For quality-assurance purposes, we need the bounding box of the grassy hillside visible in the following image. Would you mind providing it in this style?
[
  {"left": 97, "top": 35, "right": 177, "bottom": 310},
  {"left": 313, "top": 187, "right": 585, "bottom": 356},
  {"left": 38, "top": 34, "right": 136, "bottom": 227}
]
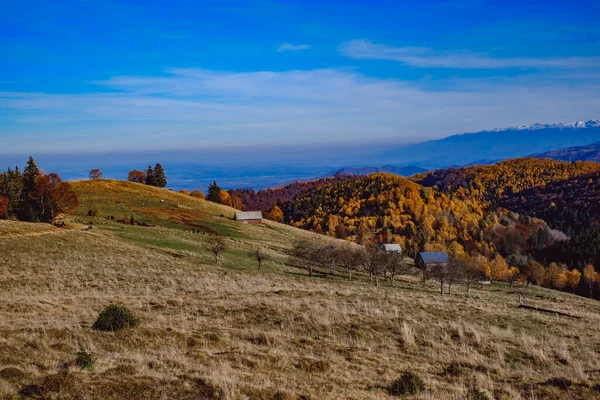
[{"left": 1, "top": 180, "right": 600, "bottom": 399}]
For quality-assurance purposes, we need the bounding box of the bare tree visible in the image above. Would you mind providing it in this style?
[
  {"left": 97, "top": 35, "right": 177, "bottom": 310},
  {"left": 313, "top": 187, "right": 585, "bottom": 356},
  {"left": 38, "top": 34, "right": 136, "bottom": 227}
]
[
  {"left": 427, "top": 261, "right": 449, "bottom": 295},
  {"left": 254, "top": 248, "right": 264, "bottom": 270},
  {"left": 291, "top": 240, "right": 321, "bottom": 277},
  {"left": 362, "top": 246, "right": 387, "bottom": 287},
  {"left": 205, "top": 235, "right": 226, "bottom": 264},
  {"left": 337, "top": 246, "right": 362, "bottom": 281},
  {"left": 386, "top": 251, "right": 410, "bottom": 287},
  {"left": 445, "top": 257, "right": 464, "bottom": 295},
  {"left": 320, "top": 245, "right": 340, "bottom": 276}
]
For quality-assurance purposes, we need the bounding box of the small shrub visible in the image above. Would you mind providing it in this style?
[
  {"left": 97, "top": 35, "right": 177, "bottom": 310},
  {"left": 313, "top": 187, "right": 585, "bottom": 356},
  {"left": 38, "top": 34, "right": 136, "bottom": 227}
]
[
  {"left": 248, "top": 333, "right": 272, "bottom": 346},
  {"left": 468, "top": 387, "right": 492, "bottom": 400},
  {"left": 42, "top": 371, "right": 72, "bottom": 393},
  {"left": 204, "top": 332, "right": 221, "bottom": 342},
  {"left": 92, "top": 304, "right": 139, "bottom": 331},
  {"left": 388, "top": 370, "right": 426, "bottom": 396},
  {"left": 272, "top": 391, "right": 295, "bottom": 400},
  {"left": 195, "top": 377, "right": 225, "bottom": 399},
  {"left": 543, "top": 377, "right": 575, "bottom": 389},
  {"left": 18, "top": 385, "right": 44, "bottom": 397},
  {"left": 296, "top": 358, "right": 330, "bottom": 373},
  {"left": 75, "top": 351, "right": 95, "bottom": 370},
  {"left": 443, "top": 361, "right": 463, "bottom": 377},
  {"left": 0, "top": 367, "right": 26, "bottom": 382},
  {"left": 105, "top": 364, "right": 137, "bottom": 375}
]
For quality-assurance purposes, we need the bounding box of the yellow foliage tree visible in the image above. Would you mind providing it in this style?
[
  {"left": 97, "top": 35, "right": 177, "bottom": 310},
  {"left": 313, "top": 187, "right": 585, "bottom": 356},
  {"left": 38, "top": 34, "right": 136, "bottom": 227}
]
[
  {"left": 583, "top": 264, "right": 598, "bottom": 297},
  {"left": 566, "top": 269, "right": 581, "bottom": 290},
  {"left": 218, "top": 190, "right": 232, "bottom": 207},
  {"left": 268, "top": 205, "right": 284, "bottom": 222},
  {"left": 490, "top": 254, "right": 509, "bottom": 281}
]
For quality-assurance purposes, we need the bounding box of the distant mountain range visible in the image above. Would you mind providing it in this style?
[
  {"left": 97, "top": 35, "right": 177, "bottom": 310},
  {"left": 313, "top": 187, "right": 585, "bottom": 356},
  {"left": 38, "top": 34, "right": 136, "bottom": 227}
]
[
  {"left": 534, "top": 142, "right": 600, "bottom": 163},
  {"left": 378, "top": 119, "right": 600, "bottom": 169},
  {"left": 320, "top": 122, "right": 600, "bottom": 180}
]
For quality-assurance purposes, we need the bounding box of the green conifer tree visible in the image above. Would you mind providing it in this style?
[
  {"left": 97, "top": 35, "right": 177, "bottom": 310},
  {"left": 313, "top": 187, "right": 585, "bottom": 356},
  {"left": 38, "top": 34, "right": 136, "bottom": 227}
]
[
  {"left": 20, "top": 156, "right": 41, "bottom": 220},
  {"left": 144, "top": 165, "right": 156, "bottom": 186},
  {"left": 207, "top": 181, "right": 221, "bottom": 202},
  {"left": 153, "top": 163, "right": 167, "bottom": 188}
]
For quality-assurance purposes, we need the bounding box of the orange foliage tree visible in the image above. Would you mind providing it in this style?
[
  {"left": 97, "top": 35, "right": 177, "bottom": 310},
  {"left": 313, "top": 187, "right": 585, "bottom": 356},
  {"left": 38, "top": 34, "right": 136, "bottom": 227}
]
[
  {"left": 89, "top": 169, "right": 103, "bottom": 180},
  {"left": 0, "top": 195, "right": 8, "bottom": 218},
  {"left": 231, "top": 194, "right": 243, "bottom": 210},
  {"left": 190, "top": 190, "right": 204, "bottom": 199},
  {"left": 127, "top": 169, "right": 145, "bottom": 183},
  {"left": 31, "top": 173, "right": 79, "bottom": 222}
]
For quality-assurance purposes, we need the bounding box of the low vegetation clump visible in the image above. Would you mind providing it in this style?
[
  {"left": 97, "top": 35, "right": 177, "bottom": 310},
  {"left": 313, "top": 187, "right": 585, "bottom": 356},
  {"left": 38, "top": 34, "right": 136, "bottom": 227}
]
[
  {"left": 388, "top": 370, "right": 426, "bottom": 396},
  {"left": 0, "top": 367, "right": 27, "bottom": 383},
  {"left": 442, "top": 361, "right": 463, "bottom": 377},
  {"left": 467, "top": 387, "right": 492, "bottom": 400},
  {"left": 92, "top": 304, "right": 139, "bottom": 332},
  {"left": 74, "top": 351, "right": 95, "bottom": 370}
]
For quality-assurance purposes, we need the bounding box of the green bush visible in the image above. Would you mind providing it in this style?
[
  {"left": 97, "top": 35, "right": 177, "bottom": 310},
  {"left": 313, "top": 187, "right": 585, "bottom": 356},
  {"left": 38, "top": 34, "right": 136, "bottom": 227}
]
[
  {"left": 92, "top": 304, "right": 139, "bottom": 331},
  {"left": 388, "top": 370, "right": 426, "bottom": 396},
  {"left": 75, "top": 351, "right": 95, "bottom": 370}
]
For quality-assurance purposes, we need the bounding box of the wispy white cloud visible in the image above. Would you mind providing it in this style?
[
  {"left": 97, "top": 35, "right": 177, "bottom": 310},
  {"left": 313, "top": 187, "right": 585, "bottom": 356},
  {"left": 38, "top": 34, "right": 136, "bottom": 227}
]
[
  {"left": 339, "top": 39, "right": 600, "bottom": 69},
  {"left": 1, "top": 68, "right": 600, "bottom": 153},
  {"left": 277, "top": 43, "right": 310, "bottom": 52}
]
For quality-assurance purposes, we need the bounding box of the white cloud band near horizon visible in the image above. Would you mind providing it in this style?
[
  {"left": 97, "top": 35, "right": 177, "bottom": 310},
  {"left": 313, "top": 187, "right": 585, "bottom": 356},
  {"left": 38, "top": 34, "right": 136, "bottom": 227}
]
[
  {"left": 340, "top": 39, "right": 600, "bottom": 69},
  {"left": 1, "top": 67, "right": 600, "bottom": 153}
]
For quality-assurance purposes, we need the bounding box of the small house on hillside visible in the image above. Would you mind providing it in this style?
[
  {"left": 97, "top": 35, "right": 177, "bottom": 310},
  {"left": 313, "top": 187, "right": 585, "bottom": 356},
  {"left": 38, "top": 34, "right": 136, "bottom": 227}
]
[
  {"left": 235, "top": 211, "right": 263, "bottom": 225},
  {"left": 415, "top": 252, "right": 449, "bottom": 270},
  {"left": 379, "top": 243, "right": 402, "bottom": 254}
]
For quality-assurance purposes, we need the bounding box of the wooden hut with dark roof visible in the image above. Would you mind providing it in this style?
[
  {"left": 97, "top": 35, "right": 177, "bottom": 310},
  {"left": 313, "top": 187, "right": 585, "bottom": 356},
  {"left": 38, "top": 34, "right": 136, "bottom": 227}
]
[
  {"left": 415, "top": 252, "right": 449, "bottom": 270},
  {"left": 234, "top": 211, "right": 263, "bottom": 225},
  {"left": 379, "top": 243, "right": 402, "bottom": 254}
]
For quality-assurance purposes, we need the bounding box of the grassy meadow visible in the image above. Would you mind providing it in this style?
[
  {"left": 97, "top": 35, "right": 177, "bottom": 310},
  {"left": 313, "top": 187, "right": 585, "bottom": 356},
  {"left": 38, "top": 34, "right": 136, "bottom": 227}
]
[{"left": 1, "top": 180, "right": 599, "bottom": 399}]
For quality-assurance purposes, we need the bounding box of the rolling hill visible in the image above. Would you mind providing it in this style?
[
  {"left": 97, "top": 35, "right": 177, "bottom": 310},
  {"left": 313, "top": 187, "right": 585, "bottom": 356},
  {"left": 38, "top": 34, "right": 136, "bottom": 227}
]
[
  {"left": 325, "top": 165, "right": 428, "bottom": 178},
  {"left": 2, "top": 179, "right": 600, "bottom": 399},
  {"left": 534, "top": 142, "right": 600, "bottom": 163}
]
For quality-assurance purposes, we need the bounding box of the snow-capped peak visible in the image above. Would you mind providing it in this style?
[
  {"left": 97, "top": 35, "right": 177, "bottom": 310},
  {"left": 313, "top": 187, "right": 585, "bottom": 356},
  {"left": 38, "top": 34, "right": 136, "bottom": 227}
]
[{"left": 489, "top": 119, "right": 600, "bottom": 132}]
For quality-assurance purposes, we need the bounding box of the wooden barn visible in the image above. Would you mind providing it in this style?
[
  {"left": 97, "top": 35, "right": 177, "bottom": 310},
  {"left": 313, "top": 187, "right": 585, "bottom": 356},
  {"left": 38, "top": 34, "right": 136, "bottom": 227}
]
[
  {"left": 234, "top": 211, "right": 263, "bottom": 225},
  {"left": 415, "top": 252, "right": 449, "bottom": 270},
  {"left": 379, "top": 243, "right": 402, "bottom": 254}
]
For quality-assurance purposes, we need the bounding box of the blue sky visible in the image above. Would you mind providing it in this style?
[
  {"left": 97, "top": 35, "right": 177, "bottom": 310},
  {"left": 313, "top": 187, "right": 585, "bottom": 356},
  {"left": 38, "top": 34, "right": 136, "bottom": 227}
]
[{"left": 1, "top": 0, "right": 600, "bottom": 154}]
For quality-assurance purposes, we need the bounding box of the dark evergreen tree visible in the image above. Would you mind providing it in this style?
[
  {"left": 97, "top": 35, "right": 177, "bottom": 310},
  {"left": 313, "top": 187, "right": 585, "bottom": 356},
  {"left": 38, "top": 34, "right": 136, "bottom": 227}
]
[
  {"left": 207, "top": 181, "right": 221, "bottom": 202},
  {"left": 144, "top": 165, "right": 156, "bottom": 186},
  {"left": 153, "top": 163, "right": 167, "bottom": 188},
  {"left": 23, "top": 157, "right": 39, "bottom": 194},
  {"left": 20, "top": 156, "right": 41, "bottom": 220},
  {"left": 6, "top": 167, "right": 24, "bottom": 218}
]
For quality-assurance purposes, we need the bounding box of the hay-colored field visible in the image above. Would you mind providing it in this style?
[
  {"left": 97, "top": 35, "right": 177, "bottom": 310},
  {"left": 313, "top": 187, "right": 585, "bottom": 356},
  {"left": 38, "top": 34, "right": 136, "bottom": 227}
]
[{"left": 1, "top": 180, "right": 599, "bottom": 399}]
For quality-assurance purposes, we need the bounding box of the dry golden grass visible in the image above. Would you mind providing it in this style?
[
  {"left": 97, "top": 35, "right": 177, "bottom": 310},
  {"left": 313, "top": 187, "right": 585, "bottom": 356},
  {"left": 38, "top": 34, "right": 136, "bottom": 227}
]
[
  {"left": 0, "top": 220, "right": 58, "bottom": 237},
  {"left": 1, "top": 180, "right": 600, "bottom": 399}
]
